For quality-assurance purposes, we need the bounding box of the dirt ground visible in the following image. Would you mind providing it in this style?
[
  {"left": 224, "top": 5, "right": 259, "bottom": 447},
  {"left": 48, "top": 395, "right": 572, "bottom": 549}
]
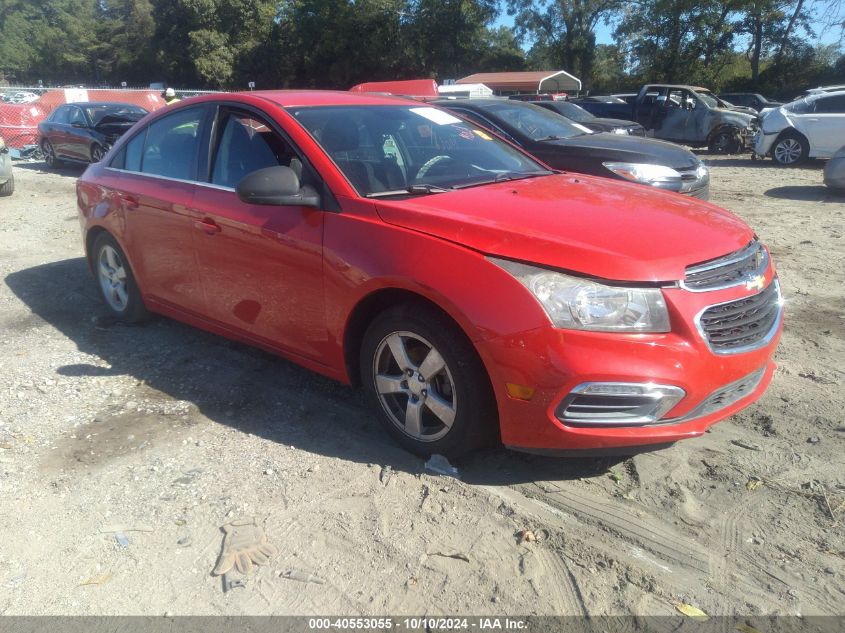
[{"left": 0, "top": 155, "right": 843, "bottom": 617}]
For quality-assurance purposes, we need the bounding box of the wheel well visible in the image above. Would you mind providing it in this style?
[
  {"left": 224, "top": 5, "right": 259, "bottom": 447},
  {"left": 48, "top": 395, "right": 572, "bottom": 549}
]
[
  {"left": 707, "top": 124, "right": 740, "bottom": 142},
  {"left": 775, "top": 127, "right": 808, "bottom": 145},
  {"left": 85, "top": 226, "right": 108, "bottom": 269},
  {"left": 343, "top": 288, "right": 487, "bottom": 388}
]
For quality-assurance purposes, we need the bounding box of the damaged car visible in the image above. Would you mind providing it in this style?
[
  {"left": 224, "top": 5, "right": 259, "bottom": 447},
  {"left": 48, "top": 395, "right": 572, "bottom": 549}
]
[{"left": 38, "top": 102, "right": 148, "bottom": 168}]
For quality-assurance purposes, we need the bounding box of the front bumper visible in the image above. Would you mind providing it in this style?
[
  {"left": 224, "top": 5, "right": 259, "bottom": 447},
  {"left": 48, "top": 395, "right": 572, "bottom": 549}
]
[
  {"left": 478, "top": 268, "right": 782, "bottom": 451},
  {"left": 753, "top": 129, "right": 779, "bottom": 157}
]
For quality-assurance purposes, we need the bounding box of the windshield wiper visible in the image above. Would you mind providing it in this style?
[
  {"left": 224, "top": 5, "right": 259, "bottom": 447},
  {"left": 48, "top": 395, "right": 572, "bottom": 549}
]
[
  {"left": 535, "top": 135, "right": 565, "bottom": 141},
  {"left": 366, "top": 183, "right": 453, "bottom": 198},
  {"left": 452, "top": 170, "right": 553, "bottom": 189}
]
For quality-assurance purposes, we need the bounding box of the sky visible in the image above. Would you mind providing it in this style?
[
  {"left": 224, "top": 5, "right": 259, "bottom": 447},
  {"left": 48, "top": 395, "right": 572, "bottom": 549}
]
[{"left": 495, "top": 0, "right": 844, "bottom": 52}]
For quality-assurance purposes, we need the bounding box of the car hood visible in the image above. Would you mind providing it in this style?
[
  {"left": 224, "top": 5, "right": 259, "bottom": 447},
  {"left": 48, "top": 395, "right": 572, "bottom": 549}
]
[
  {"left": 542, "top": 133, "right": 700, "bottom": 170},
  {"left": 374, "top": 174, "right": 753, "bottom": 282},
  {"left": 587, "top": 117, "right": 642, "bottom": 130},
  {"left": 713, "top": 107, "right": 756, "bottom": 124}
]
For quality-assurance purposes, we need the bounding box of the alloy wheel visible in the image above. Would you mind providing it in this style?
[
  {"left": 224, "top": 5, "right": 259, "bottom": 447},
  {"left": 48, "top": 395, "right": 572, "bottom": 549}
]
[
  {"left": 43, "top": 141, "right": 56, "bottom": 167},
  {"left": 372, "top": 331, "right": 457, "bottom": 442},
  {"left": 97, "top": 244, "right": 129, "bottom": 312},
  {"left": 91, "top": 145, "right": 105, "bottom": 162},
  {"left": 774, "top": 138, "right": 803, "bottom": 164}
]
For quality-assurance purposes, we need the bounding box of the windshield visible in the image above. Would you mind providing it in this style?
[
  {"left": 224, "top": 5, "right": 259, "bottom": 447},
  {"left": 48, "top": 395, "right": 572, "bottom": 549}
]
[
  {"left": 695, "top": 91, "right": 719, "bottom": 108},
  {"left": 290, "top": 105, "right": 549, "bottom": 196},
  {"left": 548, "top": 101, "right": 594, "bottom": 123},
  {"left": 85, "top": 104, "right": 147, "bottom": 126},
  {"left": 783, "top": 97, "right": 816, "bottom": 114},
  {"left": 475, "top": 102, "right": 591, "bottom": 141}
]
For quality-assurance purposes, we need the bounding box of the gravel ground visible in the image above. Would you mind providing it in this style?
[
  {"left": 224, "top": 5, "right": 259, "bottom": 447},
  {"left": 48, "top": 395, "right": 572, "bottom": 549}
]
[{"left": 0, "top": 155, "right": 843, "bottom": 616}]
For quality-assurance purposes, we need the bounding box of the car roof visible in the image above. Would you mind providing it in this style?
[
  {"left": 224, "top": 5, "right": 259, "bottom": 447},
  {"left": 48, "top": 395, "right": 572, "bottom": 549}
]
[
  {"left": 63, "top": 101, "right": 146, "bottom": 107},
  {"left": 216, "top": 90, "right": 416, "bottom": 108}
]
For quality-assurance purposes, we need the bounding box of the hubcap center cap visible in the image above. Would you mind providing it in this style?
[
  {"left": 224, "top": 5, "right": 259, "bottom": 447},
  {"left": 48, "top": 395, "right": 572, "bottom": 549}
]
[{"left": 408, "top": 375, "right": 427, "bottom": 398}]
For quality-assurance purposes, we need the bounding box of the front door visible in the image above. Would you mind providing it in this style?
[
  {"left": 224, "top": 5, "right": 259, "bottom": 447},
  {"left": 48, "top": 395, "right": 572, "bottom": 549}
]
[{"left": 190, "top": 107, "right": 327, "bottom": 360}]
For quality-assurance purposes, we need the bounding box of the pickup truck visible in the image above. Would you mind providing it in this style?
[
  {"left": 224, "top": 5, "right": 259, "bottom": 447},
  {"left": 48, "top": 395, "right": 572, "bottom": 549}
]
[{"left": 574, "top": 84, "right": 758, "bottom": 153}]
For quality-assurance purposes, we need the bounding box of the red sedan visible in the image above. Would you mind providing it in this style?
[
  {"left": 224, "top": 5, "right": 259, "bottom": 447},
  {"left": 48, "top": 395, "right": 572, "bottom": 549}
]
[{"left": 76, "top": 91, "right": 783, "bottom": 457}]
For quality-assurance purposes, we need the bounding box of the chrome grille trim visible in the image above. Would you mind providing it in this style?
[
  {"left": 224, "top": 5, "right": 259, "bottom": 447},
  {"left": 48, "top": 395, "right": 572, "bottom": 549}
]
[
  {"left": 556, "top": 383, "right": 686, "bottom": 427},
  {"left": 682, "top": 240, "right": 768, "bottom": 292},
  {"left": 646, "top": 366, "right": 768, "bottom": 427},
  {"left": 695, "top": 279, "right": 783, "bottom": 355}
]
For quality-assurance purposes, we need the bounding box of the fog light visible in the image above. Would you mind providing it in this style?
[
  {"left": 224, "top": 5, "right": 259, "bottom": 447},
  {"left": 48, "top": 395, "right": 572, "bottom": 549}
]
[{"left": 556, "top": 382, "right": 685, "bottom": 426}]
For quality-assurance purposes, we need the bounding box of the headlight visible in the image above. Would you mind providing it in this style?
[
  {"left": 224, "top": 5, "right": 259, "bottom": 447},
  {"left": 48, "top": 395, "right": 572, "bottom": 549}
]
[
  {"left": 611, "top": 127, "right": 630, "bottom": 135},
  {"left": 490, "top": 258, "right": 671, "bottom": 332},
  {"left": 602, "top": 162, "right": 682, "bottom": 191}
]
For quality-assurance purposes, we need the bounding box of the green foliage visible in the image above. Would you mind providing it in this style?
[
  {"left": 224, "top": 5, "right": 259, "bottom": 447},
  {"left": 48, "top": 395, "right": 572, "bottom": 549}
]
[{"left": 0, "top": 0, "right": 838, "bottom": 93}]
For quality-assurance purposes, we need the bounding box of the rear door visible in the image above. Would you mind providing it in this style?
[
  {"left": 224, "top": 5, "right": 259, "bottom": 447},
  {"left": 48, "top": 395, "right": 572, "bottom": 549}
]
[
  {"left": 190, "top": 105, "right": 328, "bottom": 360},
  {"left": 105, "top": 105, "right": 210, "bottom": 315},
  {"left": 65, "top": 106, "right": 91, "bottom": 160},
  {"left": 802, "top": 94, "right": 845, "bottom": 156},
  {"left": 45, "top": 106, "right": 71, "bottom": 156}
]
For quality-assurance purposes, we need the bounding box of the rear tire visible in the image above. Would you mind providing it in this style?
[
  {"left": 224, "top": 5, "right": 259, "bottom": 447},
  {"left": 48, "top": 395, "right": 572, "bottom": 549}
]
[
  {"left": 360, "top": 304, "right": 497, "bottom": 459},
  {"left": 0, "top": 173, "right": 13, "bottom": 196},
  {"left": 92, "top": 232, "right": 149, "bottom": 323},
  {"left": 42, "top": 139, "right": 61, "bottom": 169},
  {"left": 771, "top": 132, "right": 809, "bottom": 166}
]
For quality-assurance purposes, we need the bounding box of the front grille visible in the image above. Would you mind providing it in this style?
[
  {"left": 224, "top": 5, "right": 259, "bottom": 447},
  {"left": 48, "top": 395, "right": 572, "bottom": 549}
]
[
  {"left": 678, "top": 367, "right": 766, "bottom": 421},
  {"left": 696, "top": 280, "right": 782, "bottom": 354},
  {"left": 684, "top": 240, "right": 768, "bottom": 291}
]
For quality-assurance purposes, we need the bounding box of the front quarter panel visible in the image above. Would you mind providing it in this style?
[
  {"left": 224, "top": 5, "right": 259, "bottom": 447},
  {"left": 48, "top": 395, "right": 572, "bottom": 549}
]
[{"left": 323, "top": 197, "right": 552, "bottom": 394}]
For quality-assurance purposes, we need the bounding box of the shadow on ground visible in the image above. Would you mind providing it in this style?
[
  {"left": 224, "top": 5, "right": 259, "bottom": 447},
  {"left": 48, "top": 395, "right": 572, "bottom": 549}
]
[
  {"left": 5, "top": 258, "right": 629, "bottom": 485},
  {"left": 764, "top": 185, "right": 845, "bottom": 202},
  {"left": 12, "top": 160, "right": 86, "bottom": 177}
]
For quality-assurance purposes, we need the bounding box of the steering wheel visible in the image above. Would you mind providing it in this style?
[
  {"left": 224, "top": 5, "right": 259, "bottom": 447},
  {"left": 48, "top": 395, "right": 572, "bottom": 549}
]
[{"left": 415, "top": 155, "right": 454, "bottom": 180}]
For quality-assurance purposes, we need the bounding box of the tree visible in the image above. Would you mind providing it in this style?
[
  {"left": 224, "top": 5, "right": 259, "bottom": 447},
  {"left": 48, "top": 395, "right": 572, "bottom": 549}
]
[{"left": 507, "top": 0, "right": 621, "bottom": 89}]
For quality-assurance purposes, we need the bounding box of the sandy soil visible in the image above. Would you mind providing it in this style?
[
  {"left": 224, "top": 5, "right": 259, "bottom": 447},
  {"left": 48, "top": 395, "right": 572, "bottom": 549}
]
[{"left": 0, "top": 155, "right": 842, "bottom": 617}]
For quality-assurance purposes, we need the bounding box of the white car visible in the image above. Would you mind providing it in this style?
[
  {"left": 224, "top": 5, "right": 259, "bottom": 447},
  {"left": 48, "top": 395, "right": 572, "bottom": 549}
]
[{"left": 754, "top": 90, "right": 845, "bottom": 165}]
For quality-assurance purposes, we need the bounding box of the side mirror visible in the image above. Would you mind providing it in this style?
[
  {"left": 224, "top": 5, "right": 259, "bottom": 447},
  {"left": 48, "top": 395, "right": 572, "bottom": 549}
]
[{"left": 236, "top": 165, "right": 321, "bottom": 208}]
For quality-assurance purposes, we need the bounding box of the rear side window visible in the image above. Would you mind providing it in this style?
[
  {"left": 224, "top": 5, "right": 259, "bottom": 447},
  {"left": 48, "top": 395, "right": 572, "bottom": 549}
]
[
  {"left": 124, "top": 130, "right": 145, "bottom": 172},
  {"left": 141, "top": 108, "right": 203, "bottom": 180},
  {"left": 816, "top": 94, "right": 845, "bottom": 114}
]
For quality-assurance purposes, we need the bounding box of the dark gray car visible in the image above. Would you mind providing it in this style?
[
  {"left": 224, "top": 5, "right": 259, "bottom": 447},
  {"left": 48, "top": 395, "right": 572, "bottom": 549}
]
[
  {"left": 534, "top": 100, "right": 646, "bottom": 136},
  {"left": 434, "top": 99, "right": 710, "bottom": 199}
]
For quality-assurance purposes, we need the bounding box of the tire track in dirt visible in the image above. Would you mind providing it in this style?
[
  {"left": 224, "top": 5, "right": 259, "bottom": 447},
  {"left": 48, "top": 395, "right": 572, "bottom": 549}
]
[{"left": 517, "top": 484, "right": 711, "bottom": 574}]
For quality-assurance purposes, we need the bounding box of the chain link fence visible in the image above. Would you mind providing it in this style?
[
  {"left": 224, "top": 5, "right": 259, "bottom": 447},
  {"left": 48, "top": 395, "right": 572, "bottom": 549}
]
[{"left": 0, "top": 86, "right": 219, "bottom": 154}]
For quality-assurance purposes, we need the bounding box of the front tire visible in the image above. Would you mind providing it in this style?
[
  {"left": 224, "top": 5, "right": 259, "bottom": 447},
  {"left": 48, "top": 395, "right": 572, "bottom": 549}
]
[
  {"left": 0, "top": 173, "right": 13, "bottom": 196},
  {"left": 708, "top": 128, "right": 741, "bottom": 154},
  {"left": 772, "top": 132, "right": 809, "bottom": 165},
  {"left": 360, "top": 304, "right": 497, "bottom": 458},
  {"left": 92, "top": 232, "right": 149, "bottom": 322}
]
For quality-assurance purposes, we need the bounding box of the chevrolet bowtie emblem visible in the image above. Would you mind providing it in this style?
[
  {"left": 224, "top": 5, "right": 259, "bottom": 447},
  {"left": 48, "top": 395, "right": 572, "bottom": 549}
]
[{"left": 745, "top": 274, "right": 765, "bottom": 291}]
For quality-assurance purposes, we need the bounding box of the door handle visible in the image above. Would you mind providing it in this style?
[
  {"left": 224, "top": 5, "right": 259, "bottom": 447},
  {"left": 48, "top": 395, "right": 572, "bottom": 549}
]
[
  {"left": 119, "top": 193, "right": 139, "bottom": 209},
  {"left": 194, "top": 218, "right": 221, "bottom": 235}
]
